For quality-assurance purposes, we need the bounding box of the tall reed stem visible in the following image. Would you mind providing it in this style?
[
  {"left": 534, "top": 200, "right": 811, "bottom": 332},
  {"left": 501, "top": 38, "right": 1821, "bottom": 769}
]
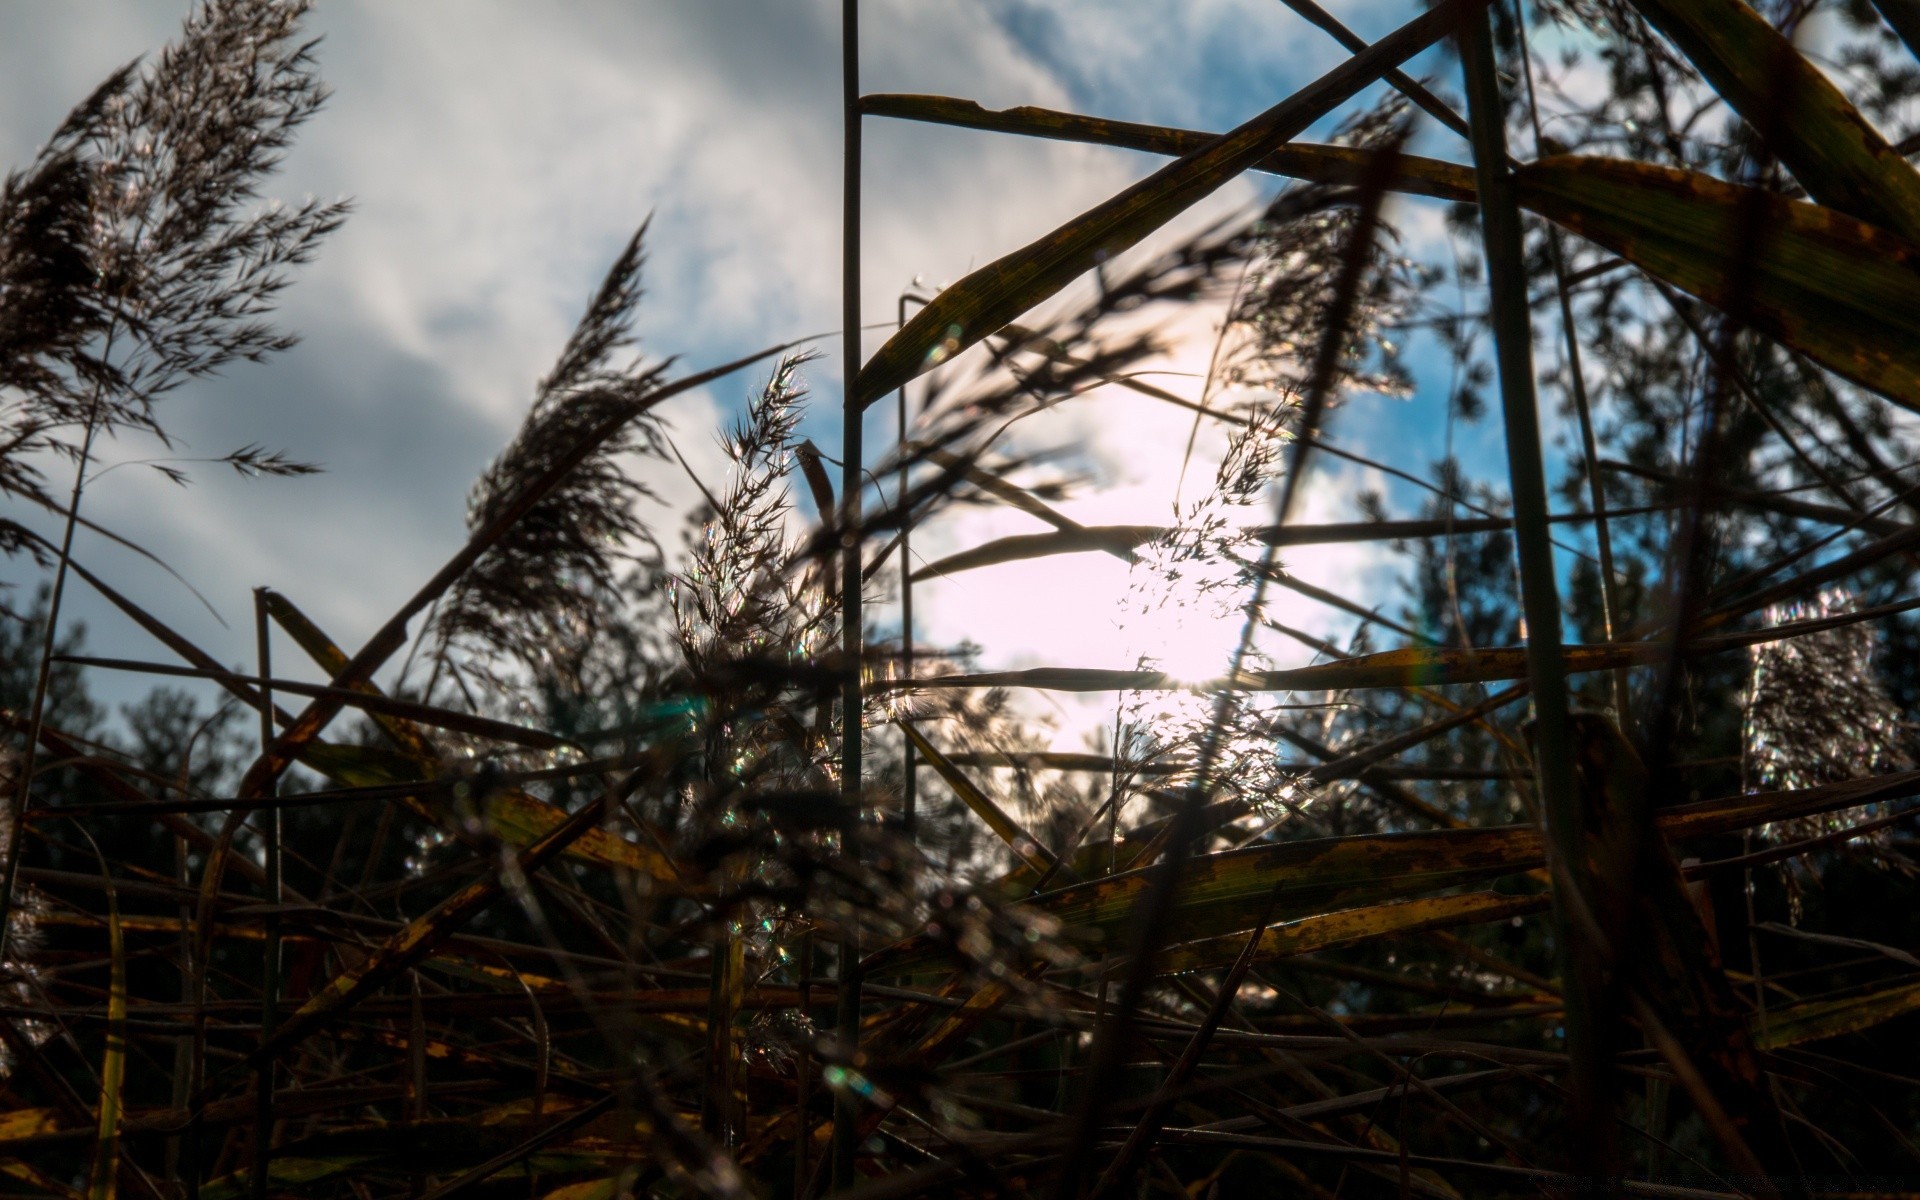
[
  {"left": 832, "top": 0, "right": 865, "bottom": 1190},
  {"left": 252, "top": 588, "right": 281, "bottom": 1200},
  {"left": 1513, "top": 21, "right": 1629, "bottom": 715},
  {"left": 897, "top": 293, "right": 916, "bottom": 838},
  {"left": 1459, "top": 3, "right": 1604, "bottom": 1173}
]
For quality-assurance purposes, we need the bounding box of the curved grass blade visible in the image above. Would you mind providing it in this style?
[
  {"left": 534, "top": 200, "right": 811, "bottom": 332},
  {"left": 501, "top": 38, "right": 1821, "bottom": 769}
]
[
  {"left": 57, "top": 655, "right": 570, "bottom": 751},
  {"left": 850, "top": 0, "right": 1474, "bottom": 408},
  {"left": 911, "top": 510, "right": 1682, "bottom": 581},
  {"left": 871, "top": 90, "right": 1920, "bottom": 415},
  {"left": 1152, "top": 890, "right": 1549, "bottom": 976},
  {"left": 911, "top": 526, "right": 1154, "bottom": 579},
  {"left": 921, "top": 447, "right": 1092, "bottom": 537},
  {"left": 860, "top": 94, "right": 1479, "bottom": 203},
  {"left": 1517, "top": 155, "right": 1920, "bottom": 412},
  {"left": 899, "top": 720, "right": 1062, "bottom": 879}
]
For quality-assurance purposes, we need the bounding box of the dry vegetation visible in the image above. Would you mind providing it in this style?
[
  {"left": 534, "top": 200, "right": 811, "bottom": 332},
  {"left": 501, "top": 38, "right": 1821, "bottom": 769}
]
[{"left": 4, "top": 0, "right": 1920, "bottom": 1197}]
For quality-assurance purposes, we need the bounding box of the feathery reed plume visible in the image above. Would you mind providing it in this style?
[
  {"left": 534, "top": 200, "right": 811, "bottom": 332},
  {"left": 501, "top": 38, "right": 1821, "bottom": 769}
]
[
  {"left": 435, "top": 224, "right": 671, "bottom": 686},
  {"left": 0, "top": 0, "right": 345, "bottom": 980},
  {"left": 80, "top": 0, "right": 346, "bottom": 419},
  {"left": 1228, "top": 101, "right": 1423, "bottom": 403},
  {"left": 0, "top": 153, "right": 112, "bottom": 516},
  {"left": 1745, "top": 587, "right": 1914, "bottom": 906},
  {"left": 674, "top": 353, "right": 825, "bottom": 686},
  {"left": 1108, "top": 146, "right": 1410, "bottom": 827}
]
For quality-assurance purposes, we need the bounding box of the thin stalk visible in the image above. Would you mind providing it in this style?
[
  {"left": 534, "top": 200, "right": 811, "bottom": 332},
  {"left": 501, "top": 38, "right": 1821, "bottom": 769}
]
[
  {"left": 793, "top": 929, "right": 815, "bottom": 1195},
  {"left": 702, "top": 927, "right": 745, "bottom": 1147},
  {"left": 1277, "top": 0, "right": 1472, "bottom": 141},
  {"left": 1459, "top": 4, "right": 1600, "bottom": 1177},
  {"left": 832, "top": 0, "right": 864, "bottom": 1191},
  {"left": 408, "top": 974, "right": 426, "bottom": 1200},
  {"left": 167, "top": 834, "right": 191, "bottom": 1188},
  {"left": 897, "top": 292, "right": 917, "bottom": 838},
  {"left": 1513, "top": 31, "right": 1628, "bottom": 716},
  {"left": 251, "top": 588, "right": 280, "bottom": 1200},
  {"left": 0, "top": 331, "right": 116, "bottom": 968}
]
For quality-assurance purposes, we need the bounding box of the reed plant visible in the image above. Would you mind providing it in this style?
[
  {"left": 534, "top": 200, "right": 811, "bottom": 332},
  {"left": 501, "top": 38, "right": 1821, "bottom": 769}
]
[{"left": 5, "top": 1, "right": 1920, "bottom": 1197}]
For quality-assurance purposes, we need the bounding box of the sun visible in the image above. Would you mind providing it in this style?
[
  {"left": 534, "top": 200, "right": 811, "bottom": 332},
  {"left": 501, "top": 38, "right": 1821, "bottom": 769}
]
[{"left": 1137, "top": 594, "right": 1249, "bottom": 685}]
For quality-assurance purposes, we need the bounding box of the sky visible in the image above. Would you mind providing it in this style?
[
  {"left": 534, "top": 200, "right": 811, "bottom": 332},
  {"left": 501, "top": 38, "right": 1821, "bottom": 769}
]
[{"left": 0, "top": 0, "right": 1499, "bottom": 747}]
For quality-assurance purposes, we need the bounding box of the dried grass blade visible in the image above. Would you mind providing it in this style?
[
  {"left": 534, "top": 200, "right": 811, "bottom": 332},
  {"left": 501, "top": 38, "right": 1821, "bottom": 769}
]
[
  {"left": 1753, "top": 978, "right": 1920, "bottom": 1049},
  {"left": 262, "top": 589, "right": 437, "bottom": 763},
  {"left": 257, "top": 760, "right": 658, "bottom": 1060},
  {"left": 899, "top": 721, "right": 1060, "bottom": 879},
  {"left": 859, "top": 95, "right": 1478, "bottom": 203},
  {"left": 921, "top": 447, "right": 1088, "bottom": 536},
  {"left": 56, "top": 656, "right": 569, "bottom": 751},
  {"left": 1151, "top": 891, "right": 1549, "bottom": 975}
]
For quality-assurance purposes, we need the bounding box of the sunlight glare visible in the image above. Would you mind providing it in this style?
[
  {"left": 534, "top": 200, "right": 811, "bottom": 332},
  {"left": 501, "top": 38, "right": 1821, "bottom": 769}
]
[{"left": 1126, "top": 559, "right": 1251, "bottom": 686}]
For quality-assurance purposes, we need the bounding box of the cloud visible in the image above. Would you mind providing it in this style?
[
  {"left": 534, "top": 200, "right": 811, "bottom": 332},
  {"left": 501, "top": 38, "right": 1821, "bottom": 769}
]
[{"left": 0, "top": 0, "right": 1413, "bottom": 727}]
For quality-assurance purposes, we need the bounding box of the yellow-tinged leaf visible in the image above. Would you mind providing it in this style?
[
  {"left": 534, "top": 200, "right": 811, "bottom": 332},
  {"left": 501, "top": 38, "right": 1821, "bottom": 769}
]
[
  {"left": 1040, "top": 828, "right": 1541, "bottom": 948},
  {"left": 1517, "top": 156, "right": 1920, "bottom": 412},
  {"left": 266, "top": 590, "right": 439, "bottom": 763},
  {"left": 483, "top": 790, "right": 689, "bottom": 883},
  {"left": 1753, "top": 978, "right": 1920, "bottom": 1050},
  {"left": 871, "top": 827, "right": 1544, "bottom": 976},
  {"left": 1627, "top": 0, "right": 1920, "bottom": 240},
  {"left": 871, "top": 769, "right": 1920, "bottom": 975},
  {"left": 85, "top": 884, "right": 125, "bottom": 1200},
  {"left": 900, "top": 721, "right": 1059, "bottom": 878},
  {"left": 1660, "top": 766, "right": 1920, "bottom": 841},
  {"left": 427, "top": 957, "right": 566, "bottom": 993},
  {"left": 0, "top": 1110, "right": 58, "bottom": 1144},
  {"left": 1152, "top": 890, "right": 1550, "bottom": 976},
  {"left": 539, "top": 1176, "right": 630, "bottom": 1200},
  {"left": 200, "top": 1156, "right": 367, "bottom": 1200},
  {"left": 295, "top": 739, "right": 431, "bottom": 788},
  {"left": 0, "top": 1157, "right": 82, "bottom": 1199}
]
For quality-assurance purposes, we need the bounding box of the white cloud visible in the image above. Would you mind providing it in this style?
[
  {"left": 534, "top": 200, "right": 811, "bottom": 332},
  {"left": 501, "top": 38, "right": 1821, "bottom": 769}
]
[{"left": 0, "top": 0, "right": 1410, "bottom": 725}]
